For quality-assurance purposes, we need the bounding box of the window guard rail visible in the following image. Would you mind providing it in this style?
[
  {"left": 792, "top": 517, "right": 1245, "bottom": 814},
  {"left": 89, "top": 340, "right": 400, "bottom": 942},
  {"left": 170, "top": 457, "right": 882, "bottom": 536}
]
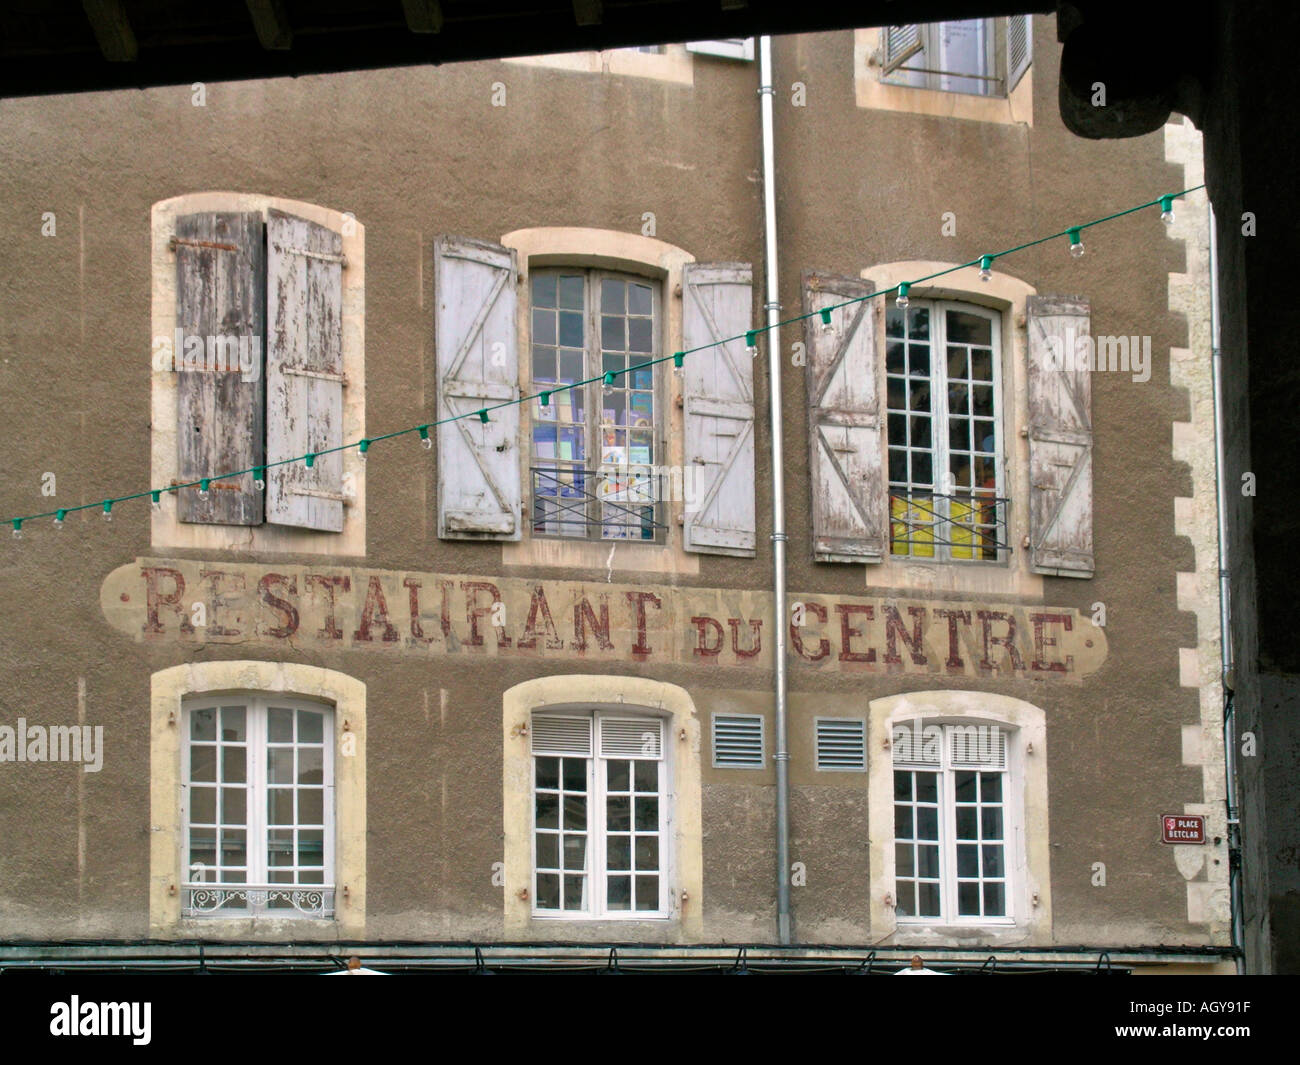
[
  {"left": 181, "top": 883, "right": 335, "bottom": 919},
  {"left": 531, "top": 465, "right": 668, "bottom": 538},
  {"left": 889, "top": 490, "right": 1011, "bottom": 558}
]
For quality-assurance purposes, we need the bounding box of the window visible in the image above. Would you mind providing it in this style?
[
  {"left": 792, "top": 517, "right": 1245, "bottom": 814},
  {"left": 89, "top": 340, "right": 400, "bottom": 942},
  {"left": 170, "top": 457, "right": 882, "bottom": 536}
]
[
  {"left": 892, "top": 720, "right": 1012, "bottom": 923},
  {"left": 886, "top": 299, "right": 1006, "bottom": 562},
  {"left": 182, "top": 696, "right": 334, "bottom": 918},
  {"left": 170, "top": 207, "right": 347, "bottom": 533},
  {"left": 530, "top": 712, "right": 668, "bottom": 918},
  {"left": 881, "top": 16, "right": 1031, "bottom": 97},
  {"left": 529, "top": 269, "right": 665, "bottom": 542}
]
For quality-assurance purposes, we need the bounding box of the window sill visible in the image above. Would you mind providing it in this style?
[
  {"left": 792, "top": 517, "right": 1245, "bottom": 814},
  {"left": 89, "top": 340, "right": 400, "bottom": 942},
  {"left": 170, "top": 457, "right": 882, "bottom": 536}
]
[{"left": 503, "top": 534, "right": 699, "bottom": 576}]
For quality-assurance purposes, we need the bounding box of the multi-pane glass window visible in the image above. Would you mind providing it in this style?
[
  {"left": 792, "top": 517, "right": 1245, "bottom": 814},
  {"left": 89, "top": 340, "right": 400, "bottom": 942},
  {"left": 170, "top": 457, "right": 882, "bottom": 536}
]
[
  {"left": 182, "top": 696, "right": 334, "bottom": 918},
  {"left": 886, "top": 300, "right": 1004, "bottom": 562},
  {"left": 892, "top": 721, "right": 1011, "bottom": 922},
  {"left": 530, "top": 269, "right": 663, "bottom": 542},
  {"left": 530, "top": 712, "right": 668, "bottom": 918},
  {"left": 882, "top": 17, "right": 1031, "bottom": 97}
]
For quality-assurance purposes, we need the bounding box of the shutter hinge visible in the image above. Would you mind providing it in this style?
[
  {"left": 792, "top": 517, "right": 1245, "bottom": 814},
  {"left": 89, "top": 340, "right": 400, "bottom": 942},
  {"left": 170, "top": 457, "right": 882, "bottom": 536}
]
[
  {"left": 282, "top": 366, "right": 348, "bottom": 385},
  {"left": 290, "top": 488, "right": 350, "bottom": 503},
  {"left": 169, "top": 236, "right": 239, "bottom": 253},
  {"left": 280, "top": 246, "right": 348, "bottom": 268}
]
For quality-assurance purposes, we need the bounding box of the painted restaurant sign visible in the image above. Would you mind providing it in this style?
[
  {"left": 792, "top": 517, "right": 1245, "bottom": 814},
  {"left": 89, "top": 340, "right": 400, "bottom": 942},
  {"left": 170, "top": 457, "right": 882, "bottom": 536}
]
[{"left": 101, "top": 559, "right": 1107, "bottom": 680}]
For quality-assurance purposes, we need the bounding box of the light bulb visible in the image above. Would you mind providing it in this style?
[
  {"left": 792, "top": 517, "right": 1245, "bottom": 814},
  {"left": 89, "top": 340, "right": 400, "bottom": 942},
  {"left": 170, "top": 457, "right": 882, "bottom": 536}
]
[
  {"left": 895, "top": 283, "right": 910, "bottom": 310},
  {"left": 150, "top": 492, "right": 161, "bottom": 512},
  {"left": 979, "top": 256, "right": 993, "bottom": 282},
  {"left": 102, "top": 502, "right": 113, "bottom": 523},
  {"left": 358, "top": 440, "right": 370, "bottom": 460},
  {"left": 418, "top": 426, "right": 432, "bottom": 450},
  {"left": 1067, "top": 228, "right": 1085, "bottom": 258},
  {"left": 11, "top": 523, "right": 21, "bottom": 540},
  {"left": 1160, "top": 196, "right": 1175, "bottom": 225},
  {"left": 820, "top": 308, "right": 834, "bottom": 335},
  {"left": 254, "top": 476, "right": 266, "bottom": 491},
  {"left": 745, "top": 331, "right": 758, "bottom": 358},
  {"left": 198, "top": 478, "right": 210, "bottom": 501},
  {"left": 54, "top": 510, "right": 66, "bottom": 530}
]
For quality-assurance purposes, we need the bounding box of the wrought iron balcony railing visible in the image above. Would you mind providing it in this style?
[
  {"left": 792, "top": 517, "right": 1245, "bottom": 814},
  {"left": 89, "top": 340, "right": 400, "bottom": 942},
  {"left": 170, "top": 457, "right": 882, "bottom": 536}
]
[
  {"left": 531, "top": 465, "right": 667, "bottom": 541},
  {"left": 889, "top": 490, "right": 1010, "bottom": 561},
  {"left": 182, "top": 883, "right": 335, "bottom": 919}
]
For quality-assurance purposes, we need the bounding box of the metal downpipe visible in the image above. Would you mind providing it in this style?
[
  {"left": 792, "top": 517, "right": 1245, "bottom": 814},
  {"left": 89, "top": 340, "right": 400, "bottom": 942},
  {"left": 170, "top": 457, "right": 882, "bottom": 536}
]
[{"left": 758, "top": 35, "right": 791, "bottom": 944}]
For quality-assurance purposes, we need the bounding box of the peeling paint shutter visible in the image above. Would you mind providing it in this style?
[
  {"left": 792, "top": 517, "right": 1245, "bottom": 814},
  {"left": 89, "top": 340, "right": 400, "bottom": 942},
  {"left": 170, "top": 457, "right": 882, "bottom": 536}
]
[
  {"left": 265, "top": 210, "right": 345, "bottom": 532},
  {"left": 1026, "top": 295, "right": 1094, "bottom": 577},
  {"left": 882, "top": 24, "right": 923, "bottom": 74},
  {"left": 434, "top": 236, "right": 521, "bottom": 540},
  {"left": 682, "top": 262, "right": 755, "bottom": 557},
  {"left": 174, "top": 212, "right": 265, "bottom": 525},
  {"left": 803, "top": 271, "right": 886, "bottom": 563},
  {"left": 1007, "top": 14, "right": 1032, "bottom": 91}
]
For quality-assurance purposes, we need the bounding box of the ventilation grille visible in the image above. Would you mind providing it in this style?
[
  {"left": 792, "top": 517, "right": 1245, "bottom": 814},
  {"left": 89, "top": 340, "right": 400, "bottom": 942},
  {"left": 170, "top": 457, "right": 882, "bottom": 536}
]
[
  {"left": 712, "top": 714, "right": 764, "bottom": 768},
  {"left": 530, "top": 715, "right": 592, "bottom": 756},
  {"left": 816, "top": 718, "right": 866, "bottom": 771},
  {"left": 599, "top": 717, "right": 663, "bottom": 759},
  {"left": 949, "top": 724, "right": 1008, "bottom": 769}
]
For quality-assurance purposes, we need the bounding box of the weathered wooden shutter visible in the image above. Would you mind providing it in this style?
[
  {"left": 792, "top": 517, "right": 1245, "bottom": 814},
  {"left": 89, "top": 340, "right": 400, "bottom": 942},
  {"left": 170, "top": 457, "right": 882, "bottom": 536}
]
[
  {"left": 1026, "top": 295, "right": 1094, "bottom": 577},
  {"left": 265, "top": 210, "right": 345, "bottom": 532},
  {"left": 1007, "top": 14, "right": 1032, "bottom": 91},
  {"left": 175, "top": 212, "right": 265, "bottom": 525},
  {"left": 434, "top": 236, "right": 521, "bottom": 540},
  {"left": 802, "top": 271, "right": 886, "bottom": 563},
  {"left": 682, "top": 262, "right": 755, "bottom": 557},
  {"left": 882, "top": 24, "right": 923, "bottom": 75}
]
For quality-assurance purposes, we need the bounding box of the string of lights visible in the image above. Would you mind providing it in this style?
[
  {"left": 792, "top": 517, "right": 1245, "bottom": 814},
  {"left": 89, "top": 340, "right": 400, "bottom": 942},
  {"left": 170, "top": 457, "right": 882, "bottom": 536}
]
[{"left": 6, "top": 185, "right": 1203, "bottom": 537}]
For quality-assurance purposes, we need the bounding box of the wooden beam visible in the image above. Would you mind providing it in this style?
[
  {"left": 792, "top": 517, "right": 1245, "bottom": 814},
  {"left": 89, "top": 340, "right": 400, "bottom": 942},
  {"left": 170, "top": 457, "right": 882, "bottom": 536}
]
[
  {"left": 244, "top": 0, "right": 293, "bottom": 51},
  {"left": 572, "top": 0, "right": 603, "bottom": 28},
  {"left": 80, "top": 0, "right": 137, "bottom": 62},
  {"left": 401, "top": 0, "right": 444, "bottom": 34}
]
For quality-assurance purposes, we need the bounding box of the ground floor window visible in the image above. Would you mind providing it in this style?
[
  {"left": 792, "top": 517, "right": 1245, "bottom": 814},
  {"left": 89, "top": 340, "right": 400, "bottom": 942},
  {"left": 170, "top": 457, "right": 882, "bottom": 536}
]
[
  {"left": 892, "top": 719, "right": 1012, "bottom": 923},
  {"left": 182, "top": 695, "right": 335, "bottom": 918},
  {"left": 530, "top": 711, "right": 668, "bottom": 918}
]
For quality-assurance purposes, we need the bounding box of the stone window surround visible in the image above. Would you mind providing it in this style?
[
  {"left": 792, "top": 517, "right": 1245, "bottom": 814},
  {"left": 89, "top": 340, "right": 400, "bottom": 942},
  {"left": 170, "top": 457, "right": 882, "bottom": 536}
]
[
  {"left": 149, "top": 661, "right": 367, "bottom": 940},
  {"left": 502, "top": 674, "right": 704, "bottom": 942},
  {"left": 868, "top": 690, "right": 1051, "bottom": 946},
  {"left": 500, "top": 227, "right": 699, "bottom": 577},
  {"left": 149, "top": 192, "right": 367, "bottom": 558},
  {"left": 860, "top": 261, "right": 1043, "bottom": 599}
]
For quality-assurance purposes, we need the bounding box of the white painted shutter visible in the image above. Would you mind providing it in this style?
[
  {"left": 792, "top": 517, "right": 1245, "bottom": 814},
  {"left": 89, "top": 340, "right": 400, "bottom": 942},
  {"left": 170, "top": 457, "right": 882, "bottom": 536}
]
[
  {"left": 434, "top": 235, "right": 521, "bottom": 540},
  {"left": 598, "top": 718, "right": 664, "bottom": 760},
  {"left": 530, "top": 715, "right": 592, "bottom": 756},
  {"left": 682, "top": 262, "right": 755, "bottom": 556},
  {"left": 949, "top": 724, "right": 1008, "bottom": 769},
  {"left": 265, "top": 209, "right": 345, "bottom": 532},
  {"left": 1026, "top": 295, "right": 1094, "bottom": 577},
  {"left": 1007, "top": 14, "right": 1032, "bottom": 91},
  {"left": 685, "top": 38, "right": 754, "bottom": 61},
  {"left": 803, "top": 271, "right": 886, "bottom": 563},
  {"left": 1006, "top": 15, "right": 1032, "bottom": 91},
  {"left": 882, "top": 24, "right": 923, "bottom": 75}
]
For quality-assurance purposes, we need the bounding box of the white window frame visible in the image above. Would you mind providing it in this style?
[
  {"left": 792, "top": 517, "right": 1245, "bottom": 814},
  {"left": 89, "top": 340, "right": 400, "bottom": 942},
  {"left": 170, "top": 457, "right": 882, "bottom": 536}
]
[
  {"left": 180, "top": 694, "right": 336, "bottom": 919},
  {"left": 529, "top": 710, "right": 670, "bottom": 920},
  {"left": 527, "top": 267, "right": 667, "bottom": 544},
  {"left": 886, "top": 298, "right": 1006, "bottom": 564},
  {"left": 892, "top": 720, "right": 1017, "bottom": 927}
]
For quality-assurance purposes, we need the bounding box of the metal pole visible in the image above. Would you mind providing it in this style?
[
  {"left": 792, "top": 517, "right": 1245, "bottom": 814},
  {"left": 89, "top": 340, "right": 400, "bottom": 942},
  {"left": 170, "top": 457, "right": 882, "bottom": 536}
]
[
  {"left": 758, "top": 34, "right": 792, "bottom": 945},
  {"left": 1208, "top": 201, "right": 1245, "bottom": 974}
]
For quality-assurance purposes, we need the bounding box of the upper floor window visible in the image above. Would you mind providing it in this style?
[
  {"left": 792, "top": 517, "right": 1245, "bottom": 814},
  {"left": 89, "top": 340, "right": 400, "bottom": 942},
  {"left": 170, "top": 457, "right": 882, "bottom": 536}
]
[
  {"left": 182, "top": 696, "right": 335, "bottom": 919},
  {"left": 529, "top": 269, "right": 665, "bottom": 543},
  {"left": 887, "top": 300, "right": 1006, "bottom": 562},
  {"left": 529, "top": 711, "right": 668, "bottom": 918},
  {"left": 892, "top": 720, "right": 1013, "bottom": 923},
  {"left": 881, "top": 16, "right": 1031, "bottom": 98}
]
